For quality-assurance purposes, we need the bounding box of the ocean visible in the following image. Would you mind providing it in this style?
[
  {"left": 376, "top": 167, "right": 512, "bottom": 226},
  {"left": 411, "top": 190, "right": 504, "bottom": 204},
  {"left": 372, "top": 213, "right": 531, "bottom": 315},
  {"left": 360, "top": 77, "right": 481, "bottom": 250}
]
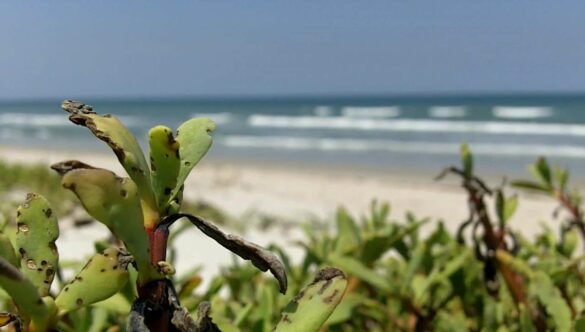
[{"left": 2, "top": 94, "right": 585, "bottom": 178}]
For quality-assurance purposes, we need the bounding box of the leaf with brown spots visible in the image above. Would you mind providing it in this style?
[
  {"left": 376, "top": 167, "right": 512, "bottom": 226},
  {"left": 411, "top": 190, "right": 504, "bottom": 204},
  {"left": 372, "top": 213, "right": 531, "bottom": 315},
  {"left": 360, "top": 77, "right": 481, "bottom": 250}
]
[
  {"left": 274, "top": 267, "right": 347, "bottom": 332},
  {"left": 15, "top": 193, "right": 59, "bottom": 296},
  {"left": 61, "top": 100, "right": 159, "bottom": 226},
  {"left": 55, "top": 247, "right": 130, "bottom": 313},
  {"left": 148, "top": 125, "right": 181, "bottom": 215},
  {"left": 0, "top": 257, "right": 48, "bottom": 329},
  {"left": 168, "top": 118, "right": 215, "bottom": 206},
  {"left": 52, "top": 162, "right": 159, "bottom": 284}
]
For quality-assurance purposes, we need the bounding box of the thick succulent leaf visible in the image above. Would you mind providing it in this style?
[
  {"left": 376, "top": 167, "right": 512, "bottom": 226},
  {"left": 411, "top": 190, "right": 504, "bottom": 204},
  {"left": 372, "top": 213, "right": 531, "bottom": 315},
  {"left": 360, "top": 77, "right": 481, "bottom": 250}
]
[
  {"left": 55, "top": 247, "right": 130, "bottom": 313},
  {"left": 167, "top": 214, "right": 287, "bottom": 293},
  {"left": 61, "top": 100, "right": 158, "bottom": 225},
  {"left": 0, "top": 233, "right": 18, "bottom": 268},
  {"left": 0, "top": 257, "right": 48, "bottom": 329},
  {"left": 274, "top": 268, "right": 347, "bottom": 332},
  {"left": 169, "top": 118, "right": 216, "bottom": 204},
  {"left": 148, "top": 125, "right": 181, "bottom": 215},
  {"left": 15, "top": 193, "right": 59, "bottom": 296},
  {"left": 52, "top": 161, "right": 158, "bottom": 284},
  {"left": 324, "top": 293, "right": 365, "bottom": 325}
]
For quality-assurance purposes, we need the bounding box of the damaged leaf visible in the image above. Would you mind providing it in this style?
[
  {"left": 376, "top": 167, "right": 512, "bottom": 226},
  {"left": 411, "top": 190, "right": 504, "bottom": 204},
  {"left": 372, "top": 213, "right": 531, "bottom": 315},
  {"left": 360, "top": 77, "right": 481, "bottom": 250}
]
[
  {"left": 169, "top": 118, "right": 216, "bottom": 205},
  {"left": 274, "top": 267, "right": 347, "bottom": 332},
  {"left": 55, "top": 247, "right": 131, "bottom": 313},
  {"left": 61, "top": 100, "right": 159, "bottom": 226},
  {"left": 160, "top": 214, "right": 287, "bottom": 294},
  {"left": 149, "top": 125, "right": 181, "bottom": 215},
  {"left": 0, "top": 257, "right": 48, "bottom": 330},
  {"left": 51, "top": 161, "right": 158, "bottom": 284},
  {"left": 15, "top": 193, "right": 59, "bottom": 296}
]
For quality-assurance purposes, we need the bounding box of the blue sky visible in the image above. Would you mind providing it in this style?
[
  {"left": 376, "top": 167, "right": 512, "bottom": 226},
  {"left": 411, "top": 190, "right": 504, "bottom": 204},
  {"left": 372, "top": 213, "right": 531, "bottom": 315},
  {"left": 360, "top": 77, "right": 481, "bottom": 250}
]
[{"left": 1, "top": 1, "right": 585, "bottom": 100}]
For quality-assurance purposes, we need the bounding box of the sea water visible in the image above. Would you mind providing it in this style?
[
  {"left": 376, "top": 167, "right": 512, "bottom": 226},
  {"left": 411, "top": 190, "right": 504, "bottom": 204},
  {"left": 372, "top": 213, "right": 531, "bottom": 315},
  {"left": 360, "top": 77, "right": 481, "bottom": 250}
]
[{"left": 2, "top": 94, "right": 585, "bottom": 177}]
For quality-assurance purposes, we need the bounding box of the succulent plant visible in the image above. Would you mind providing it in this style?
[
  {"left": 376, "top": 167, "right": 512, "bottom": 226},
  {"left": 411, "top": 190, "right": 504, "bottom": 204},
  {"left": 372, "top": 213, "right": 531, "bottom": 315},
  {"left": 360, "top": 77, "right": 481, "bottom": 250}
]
[{"left": 0, "top": 100, "right": 346, "bottom": 331}]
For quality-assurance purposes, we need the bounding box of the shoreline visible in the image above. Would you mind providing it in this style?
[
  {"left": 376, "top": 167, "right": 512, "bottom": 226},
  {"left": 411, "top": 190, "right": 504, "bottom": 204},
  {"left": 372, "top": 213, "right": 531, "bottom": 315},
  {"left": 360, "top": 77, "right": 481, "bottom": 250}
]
[
  {"left": 0, "top": 145, "right": 558, "bottom": 231},
  {"left": 0, "top": 145, "right": 563, "bottom": 282}
]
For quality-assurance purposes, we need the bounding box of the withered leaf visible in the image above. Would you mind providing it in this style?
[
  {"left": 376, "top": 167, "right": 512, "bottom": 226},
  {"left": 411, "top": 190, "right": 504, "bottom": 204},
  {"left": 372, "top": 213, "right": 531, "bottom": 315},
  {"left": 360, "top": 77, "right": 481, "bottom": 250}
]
[{"left": 161, "top": 214, "right": 288, "bottom": 294}]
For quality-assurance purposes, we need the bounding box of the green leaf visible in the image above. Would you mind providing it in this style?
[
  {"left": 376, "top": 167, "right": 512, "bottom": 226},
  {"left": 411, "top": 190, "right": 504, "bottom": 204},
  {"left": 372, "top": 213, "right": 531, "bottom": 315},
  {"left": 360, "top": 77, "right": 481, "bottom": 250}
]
[
  {"left": 148, "top": 125, "right": 181, "bottom": 215},
  {"left": 0, "top": 257, "right": 48, "bottom": 329},
  {"left": 0, "top": 233, "right": 18, "bottom": 268},
  {"left": 334, "top": 207, "right": 360, "bottom": 255},
  {"left": 529, "top": 157, "right": 552, "bottom": 190},
  {"left": 324, "top": 293, "right": 364, "bottom": 325},
  {"left": 511, "top": 180, "right": 551, "bottom": 193},
  {"left": 497, "top": 192, "right": 518, "bottom": 226},
  {"left": 274, "top": 268, "right": 347, "bottom": 332},
  {"left": 327, "top": 254, "right": 391, "bottom": 293},
  {"left": 554, "top": 167, "right": 569, "bottom": 191},
  {"left": 495, "top": 250, "right": 535, "bottom": 279},
  {"left": 93, "top": 293, "right": 132, "bottom": 314},
  {"left": 257, "top": 284, "right": 275, "bottom": 332},
  {"left": 503, "top": 195, "right": 518, "bottom": 224},
  {"left": 61, "top": 100, "right": 158, "bottom": 226},
  {"left": 403, "top": 242, "right": 427, "bottom": 288},
  {"left": 53, "top": 162, "right": 158, "bottom": 284},
  {"left": 460, "top": 144, "right": 473, "bottom": 178},
  {"left": 559, "top": 228, "right": 578, "bottom": 257},
  {"left": 55, "top": 247, "right": 130, "bottom": 314},
  {"left": 169, "top": 118, "right": 216, "bottom": 205},
  {"left": 15, "top": 193, "right": 59, "bottom": 296},
  {"left": 530, "top": 272, "right": 571, "bottom": 332}
]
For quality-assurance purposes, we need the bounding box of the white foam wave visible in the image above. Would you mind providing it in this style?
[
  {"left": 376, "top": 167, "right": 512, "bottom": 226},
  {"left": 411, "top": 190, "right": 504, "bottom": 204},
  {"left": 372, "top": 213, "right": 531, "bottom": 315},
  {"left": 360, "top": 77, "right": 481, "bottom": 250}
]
[
  {"left": 0, "top": 113, "right": 68, "bottom": 127},
  {"left": 248, "top": 115, "right": 585, "bottom": 137},
  {"left": 220, "top": 135, "right": 585, "bottom": 158},
  {"left": 341, "top": 106, "right": 400, "bottom": 118},
  {"left": 492, "top": 107, "right": 552, "bottom": 119},
  {"left": 0, "top": 113, "right": 144, "bottom": 128},
  {"left": 429, "top": 106, "right": 466, "bottom": 118},
  {"left": 314, "top": 106, "right": 333, "bottom": 117},
  {"left": 190, "top": 112, "right": 232, "bottom": 125}
]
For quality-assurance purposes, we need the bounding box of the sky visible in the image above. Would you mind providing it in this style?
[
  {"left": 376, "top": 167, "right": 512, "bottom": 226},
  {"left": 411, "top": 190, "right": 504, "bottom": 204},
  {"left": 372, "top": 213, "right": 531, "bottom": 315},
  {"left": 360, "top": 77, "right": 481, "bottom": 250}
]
[{"left": 1, "top": 1, "right": 585, "bottom": 100}]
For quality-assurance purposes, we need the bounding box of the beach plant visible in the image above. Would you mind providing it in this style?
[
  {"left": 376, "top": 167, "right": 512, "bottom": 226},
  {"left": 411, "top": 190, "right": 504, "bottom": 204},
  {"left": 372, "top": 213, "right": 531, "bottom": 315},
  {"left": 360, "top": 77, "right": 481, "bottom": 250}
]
[
  {"left": 0, "top": 100, "right": 347, "bottom": 331},
  {"left": 197, "top": 145, "right": 585, "bottom": 331}
]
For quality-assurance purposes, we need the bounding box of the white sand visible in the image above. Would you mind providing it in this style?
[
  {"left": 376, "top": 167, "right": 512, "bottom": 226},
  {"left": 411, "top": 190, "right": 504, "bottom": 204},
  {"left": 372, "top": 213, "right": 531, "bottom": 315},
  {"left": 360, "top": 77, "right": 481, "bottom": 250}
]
[{"left": 0, "top": 147, "right": 561, "bottom": 282}]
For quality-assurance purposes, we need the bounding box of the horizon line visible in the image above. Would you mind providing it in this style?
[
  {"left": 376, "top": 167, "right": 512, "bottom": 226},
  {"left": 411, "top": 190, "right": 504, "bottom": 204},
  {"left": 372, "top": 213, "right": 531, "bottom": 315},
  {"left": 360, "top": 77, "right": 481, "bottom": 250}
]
[{"left": 3, "top": 91, "right": 585, "bottom": 104}]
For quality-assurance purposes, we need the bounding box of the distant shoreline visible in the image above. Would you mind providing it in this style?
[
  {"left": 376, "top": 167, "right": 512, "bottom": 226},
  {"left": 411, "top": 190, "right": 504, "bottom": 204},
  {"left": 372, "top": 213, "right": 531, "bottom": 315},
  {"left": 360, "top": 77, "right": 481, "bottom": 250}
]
[{"left": 0, "top": 145, "right": 559, "bottom": 236}]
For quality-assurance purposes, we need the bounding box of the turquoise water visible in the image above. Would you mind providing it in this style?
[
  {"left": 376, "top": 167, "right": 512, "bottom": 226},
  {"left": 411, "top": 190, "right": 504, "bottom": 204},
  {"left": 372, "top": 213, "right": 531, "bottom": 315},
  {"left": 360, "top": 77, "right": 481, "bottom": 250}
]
[{"left": 2, "top": 94, "right": 585, "bottom": 176}]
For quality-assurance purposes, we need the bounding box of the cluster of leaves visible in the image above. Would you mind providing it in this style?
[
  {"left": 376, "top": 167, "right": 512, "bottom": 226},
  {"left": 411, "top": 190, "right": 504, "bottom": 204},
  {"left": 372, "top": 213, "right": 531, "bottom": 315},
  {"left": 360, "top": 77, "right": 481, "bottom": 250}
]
[
  {"left": 3, "top": 98, "right": 585, "bottom": 331},
  {"left": 174, "top": 146, "right": 585, "bottom": 332},
  {"left": 0, "top": 100, "right": 347, "bottom": 332}
]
